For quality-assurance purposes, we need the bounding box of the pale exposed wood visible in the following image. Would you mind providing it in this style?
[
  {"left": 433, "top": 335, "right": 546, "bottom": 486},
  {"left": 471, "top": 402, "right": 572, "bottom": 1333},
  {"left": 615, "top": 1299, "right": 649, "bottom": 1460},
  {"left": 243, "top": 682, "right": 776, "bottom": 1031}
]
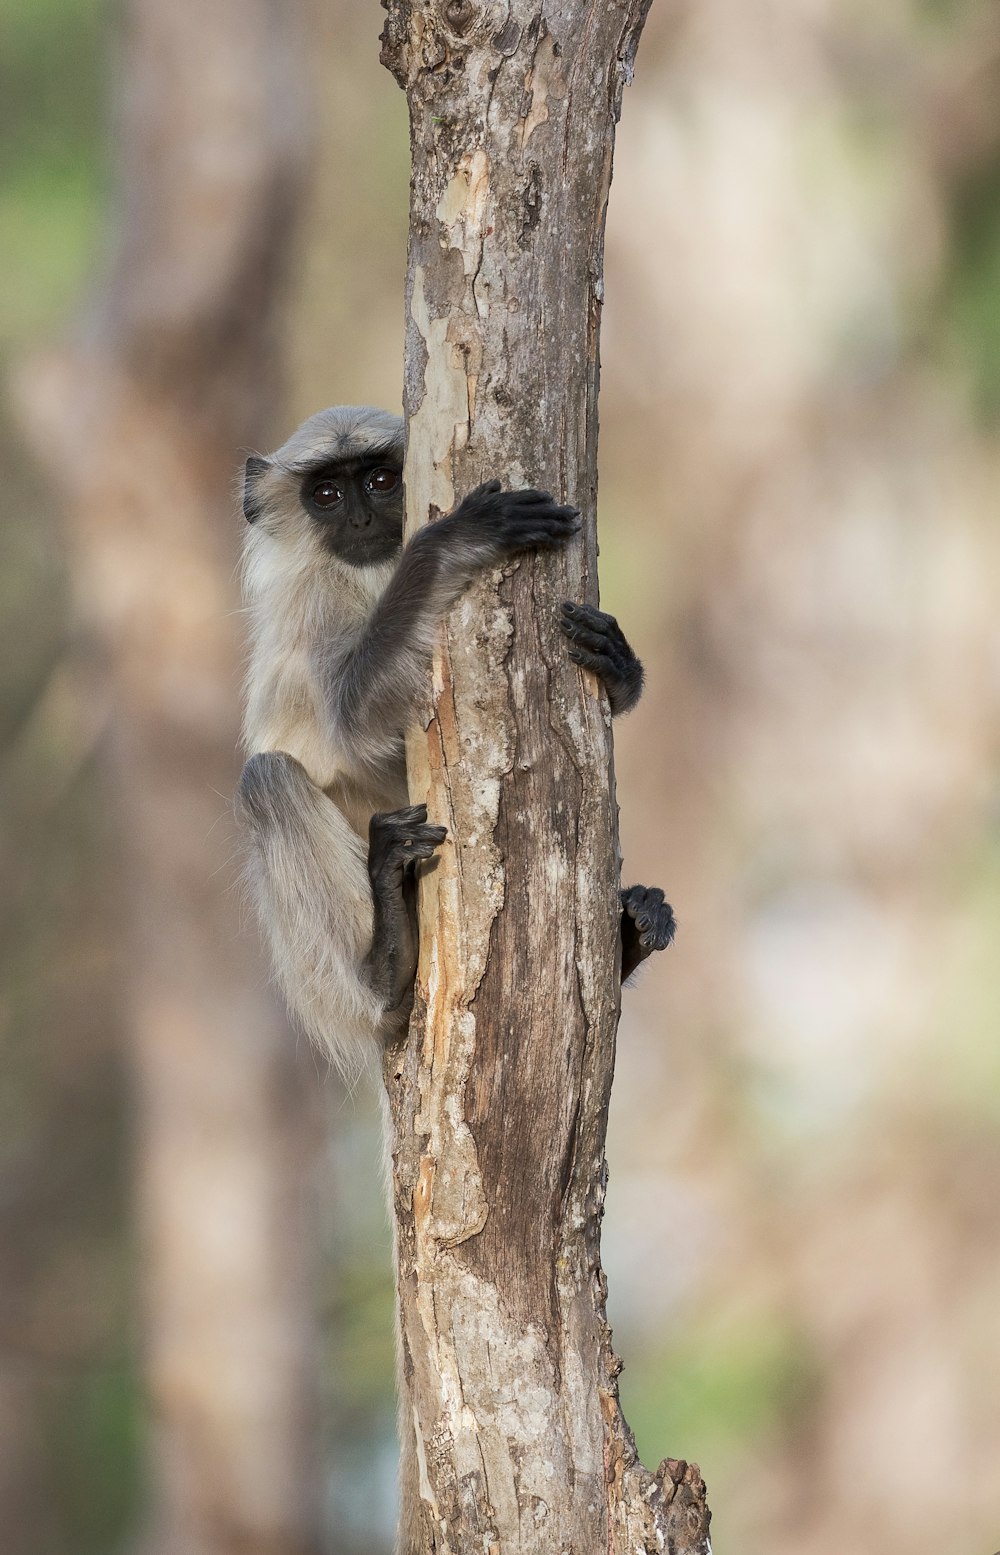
[{"left": 380, "top": 4, "right": 712, "bottom": 1551}]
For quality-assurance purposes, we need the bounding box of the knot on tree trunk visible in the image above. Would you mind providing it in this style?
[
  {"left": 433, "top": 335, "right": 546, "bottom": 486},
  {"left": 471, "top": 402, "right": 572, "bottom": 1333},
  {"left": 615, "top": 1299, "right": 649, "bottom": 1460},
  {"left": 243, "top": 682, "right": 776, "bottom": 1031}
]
[
  {"left": 657, "top": 1458, "right": 713, "bottom": 1549},
  {"left": 442, "top": 0, "right": 476, "bottom": 36}
]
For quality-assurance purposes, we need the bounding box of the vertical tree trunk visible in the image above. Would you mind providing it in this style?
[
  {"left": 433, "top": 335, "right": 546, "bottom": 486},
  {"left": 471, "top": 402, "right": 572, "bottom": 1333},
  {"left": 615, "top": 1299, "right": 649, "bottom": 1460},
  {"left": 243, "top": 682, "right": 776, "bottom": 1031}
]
[
  {"left": 380, "top": 4, "right": 712, "bottom": 1551},
  {"left": 18, "top": 3, "right": 322, "bottom": 1553}
]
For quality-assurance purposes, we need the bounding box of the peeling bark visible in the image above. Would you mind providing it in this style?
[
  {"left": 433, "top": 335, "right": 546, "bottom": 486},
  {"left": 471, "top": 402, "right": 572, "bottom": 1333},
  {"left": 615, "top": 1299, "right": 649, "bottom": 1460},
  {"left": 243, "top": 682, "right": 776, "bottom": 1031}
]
[{"left": 380, "top": 4, "right": 712, "bottom": 1551}]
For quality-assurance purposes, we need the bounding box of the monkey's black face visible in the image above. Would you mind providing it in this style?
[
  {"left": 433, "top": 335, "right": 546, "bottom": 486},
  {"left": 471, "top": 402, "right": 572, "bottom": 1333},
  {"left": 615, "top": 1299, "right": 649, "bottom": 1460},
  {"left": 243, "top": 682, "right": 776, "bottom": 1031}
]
[{"left": 300, "top": 458, "right": 404, "bottom": 567}]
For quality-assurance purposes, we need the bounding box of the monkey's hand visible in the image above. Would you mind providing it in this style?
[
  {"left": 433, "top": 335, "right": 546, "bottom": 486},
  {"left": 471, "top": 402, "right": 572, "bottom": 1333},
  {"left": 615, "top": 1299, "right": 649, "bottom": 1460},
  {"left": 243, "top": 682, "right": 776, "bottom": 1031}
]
[
  {"left": 620, "top": 884, "right": 675, "bottom": 982},
  {"left": 559, "top": 602, "right": 644, "bottom": 716},
  {"left": 445, "top": 480, "right": 581, "bottom": 559}
]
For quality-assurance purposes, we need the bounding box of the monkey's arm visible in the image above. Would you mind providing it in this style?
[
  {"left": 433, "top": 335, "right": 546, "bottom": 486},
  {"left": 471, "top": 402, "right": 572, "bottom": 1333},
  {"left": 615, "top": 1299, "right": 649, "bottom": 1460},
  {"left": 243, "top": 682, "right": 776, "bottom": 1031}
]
[{"left": 332, "top": 483, "right": 580, "bottom": 766}]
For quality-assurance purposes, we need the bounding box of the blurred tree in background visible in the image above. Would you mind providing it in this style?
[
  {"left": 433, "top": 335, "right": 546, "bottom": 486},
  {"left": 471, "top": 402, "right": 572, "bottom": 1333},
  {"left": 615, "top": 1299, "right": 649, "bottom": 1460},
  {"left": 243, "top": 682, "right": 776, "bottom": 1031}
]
[
  {"left": 1, "top": 3, "right": 134, "bottom": 1548},
  {"left": 1, "top": 2, "right": 999, "bottom": 1554}
]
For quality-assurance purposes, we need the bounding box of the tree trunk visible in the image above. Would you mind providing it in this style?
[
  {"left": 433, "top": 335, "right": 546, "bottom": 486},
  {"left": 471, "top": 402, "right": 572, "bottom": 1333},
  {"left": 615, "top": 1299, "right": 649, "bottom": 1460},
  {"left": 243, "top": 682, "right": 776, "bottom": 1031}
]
[
  {"left": 380, "top": 4, "right": 712, "bottom": 1551},
  {"left": 16, "top": 3, "right": 323, "bottom": 1553}
]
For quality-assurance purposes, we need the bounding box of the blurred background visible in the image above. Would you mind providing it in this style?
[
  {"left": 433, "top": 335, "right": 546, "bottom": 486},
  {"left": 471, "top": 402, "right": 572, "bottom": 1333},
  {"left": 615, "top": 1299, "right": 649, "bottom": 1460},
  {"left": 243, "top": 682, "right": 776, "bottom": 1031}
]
[{"left": 2, "top": 0, "right": 999, "bottom": 1552}]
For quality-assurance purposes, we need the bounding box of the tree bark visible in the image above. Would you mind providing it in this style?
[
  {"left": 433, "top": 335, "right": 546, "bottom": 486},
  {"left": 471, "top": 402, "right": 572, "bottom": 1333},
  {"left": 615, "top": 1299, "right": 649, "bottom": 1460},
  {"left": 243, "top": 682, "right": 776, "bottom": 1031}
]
[
  {"left": 16, "top": 3, "right": 323, "bottom": 1552},
  {"left": 380, "top": 4, "right": 712, "bottom": 1552}
]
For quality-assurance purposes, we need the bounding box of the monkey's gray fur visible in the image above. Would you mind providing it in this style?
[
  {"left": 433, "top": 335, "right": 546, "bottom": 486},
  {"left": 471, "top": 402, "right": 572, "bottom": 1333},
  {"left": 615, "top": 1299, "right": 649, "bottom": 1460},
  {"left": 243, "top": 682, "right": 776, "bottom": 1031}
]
[{"left": 236, "top": 404, "right": 595, "bottom": 1076}]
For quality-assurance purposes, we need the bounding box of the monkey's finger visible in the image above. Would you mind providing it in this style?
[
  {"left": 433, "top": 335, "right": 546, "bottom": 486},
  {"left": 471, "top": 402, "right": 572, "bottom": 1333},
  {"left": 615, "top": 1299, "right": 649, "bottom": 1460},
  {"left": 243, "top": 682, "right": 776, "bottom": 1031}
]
[
  {"left": 528, "top": 530, "right": 582, "bottom": 551},
  {"left": 516, "top": 497, "right": 579, "bottom": 518},
  {"left": 502, "top": 529, "right": 581, "bottom": 556},
  {"left": 620, "top": 885, "right": 649, "bottom": 917},
  {"left": 467, "top": 479, "right": 503, "bottom": 499},
  {"left": 561, "top": 601, "right": 616, "bottom": 630},
  {"left": 643, "top": 908, "right": 676, "bottom": 951},
  {"left": 562, "top": 602, "right": 629, "bottom": 648},
  {"left": 369, "top": 805, "right": 430, "bottom": 846},
  {"left": 501, "top": 522, "right": 582, "bottom": 547},
  {"left": 389, "top": 823, "right": 448, "bottom": 868},
  {"left": 621, "top": 886, "right": 674, "bottom": 945},
  {"left": 499, "top": 488, "right": 575, "bottom": 511},
  {"left": 567, "top": 647, "right": 622, "bottom": 680},
  {"left": 374, "top": 803, "right": 428, "bottom": 826},
  {"left": 373, "top": 814, "right": 444, "bottom": 839},
  {"left": 628, "top": 885, "right": 666, "bottom": 920},
  {"left": 635, "top": 894, "right": 676, "bottom": 950},
  {"left": 561, "top": 623, "right": 621, "bottom": 654},
  {"left": 508, "top": 508, "right": 582, "bottom": 537},
  {"left": 394, "top": 820, "right": 448, "bottom": 844},
  {"left": 502, "top": 487, "right": 556, "bottom": 505},
  {"left": 404, "top": 833, "right": 448, "bottom": 860}
]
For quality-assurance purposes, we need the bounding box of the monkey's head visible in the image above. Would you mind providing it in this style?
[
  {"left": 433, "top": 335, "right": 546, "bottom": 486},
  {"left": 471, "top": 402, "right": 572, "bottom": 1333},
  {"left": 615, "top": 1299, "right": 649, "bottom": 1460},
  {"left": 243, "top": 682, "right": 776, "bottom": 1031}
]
[{"left": 242, "top": 405, "right": 405, "bottom": 569}]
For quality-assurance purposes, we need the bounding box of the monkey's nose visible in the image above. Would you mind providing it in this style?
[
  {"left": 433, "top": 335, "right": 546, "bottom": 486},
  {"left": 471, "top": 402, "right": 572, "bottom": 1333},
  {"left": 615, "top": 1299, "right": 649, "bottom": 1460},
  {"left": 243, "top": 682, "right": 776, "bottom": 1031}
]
[{"left": 350, "top": 512, "right": 372, "bottom": 529}]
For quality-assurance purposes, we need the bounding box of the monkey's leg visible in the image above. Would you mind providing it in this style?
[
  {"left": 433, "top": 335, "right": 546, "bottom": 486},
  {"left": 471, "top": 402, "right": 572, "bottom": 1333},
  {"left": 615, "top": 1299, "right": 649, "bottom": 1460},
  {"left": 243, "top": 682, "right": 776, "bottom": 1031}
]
[
  {"left": 620, "top": 885, "right": 676, "bottom": 981},
  {"left": 559, "top": 601, "right": 644, "bottom": 716},
  {"left": 237, "top": 751, "right": 385, "bottom": 1071},
  {"left": 366, "top": 813, "right": 445, "bottom": 1555},
  {"left": 365, "top": 805, "right": 447, "bottom": 1034}
]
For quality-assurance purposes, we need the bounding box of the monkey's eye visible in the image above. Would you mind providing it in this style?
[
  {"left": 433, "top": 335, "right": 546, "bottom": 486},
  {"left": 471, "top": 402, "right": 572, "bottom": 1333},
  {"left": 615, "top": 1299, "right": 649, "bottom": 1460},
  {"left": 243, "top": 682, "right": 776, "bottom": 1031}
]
[
  {"left": 365, "top": 467, "right": 400, "bottom": 496},
  {"left": 311, "top": 480, "right": 344, "bottom": 508}
]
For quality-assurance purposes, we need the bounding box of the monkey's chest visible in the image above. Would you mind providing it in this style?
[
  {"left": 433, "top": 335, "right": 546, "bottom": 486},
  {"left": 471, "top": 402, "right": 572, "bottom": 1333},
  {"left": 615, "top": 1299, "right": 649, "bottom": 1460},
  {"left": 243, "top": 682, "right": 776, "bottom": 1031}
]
[
  {"left": 324, "top": 767, "right": 408, "bottom": 840},
  {"left": 248, "top": 668, "right": 407, "bottom": 834}
]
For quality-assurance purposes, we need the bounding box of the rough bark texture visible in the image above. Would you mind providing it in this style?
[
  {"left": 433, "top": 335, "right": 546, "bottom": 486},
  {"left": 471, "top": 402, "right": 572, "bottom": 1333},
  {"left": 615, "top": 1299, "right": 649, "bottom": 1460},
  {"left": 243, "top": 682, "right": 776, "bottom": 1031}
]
[
  {"left": 16, "top": 3, "right": 323, "bottom": 1552},
  {"left": 380, "top": 4, "right": 712, "bottom": 1552}
]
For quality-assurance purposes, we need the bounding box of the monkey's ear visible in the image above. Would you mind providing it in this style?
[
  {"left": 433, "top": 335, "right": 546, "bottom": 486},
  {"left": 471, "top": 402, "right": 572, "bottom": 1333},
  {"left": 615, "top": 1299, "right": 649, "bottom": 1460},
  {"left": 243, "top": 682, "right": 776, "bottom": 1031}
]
[{"left": 243, "top": 456, "right": 269, "bottom": 523}]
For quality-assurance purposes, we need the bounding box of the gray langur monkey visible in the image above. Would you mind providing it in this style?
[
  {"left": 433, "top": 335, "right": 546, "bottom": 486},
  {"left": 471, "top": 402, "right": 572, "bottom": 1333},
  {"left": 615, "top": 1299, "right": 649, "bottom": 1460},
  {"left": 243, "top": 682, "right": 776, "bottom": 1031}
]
[{"left": 236, "top": 404, "right": 675, "bottom": 1076}]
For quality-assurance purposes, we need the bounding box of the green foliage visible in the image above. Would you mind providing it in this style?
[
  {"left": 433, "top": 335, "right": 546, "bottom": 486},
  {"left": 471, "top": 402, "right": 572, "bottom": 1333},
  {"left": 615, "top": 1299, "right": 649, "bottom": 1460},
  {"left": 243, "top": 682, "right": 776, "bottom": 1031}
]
[
  {"left": 0, "top": 0, "right": 107, "bottom": 345},
  {"left": 0, "top": 166, "right": 103, "bottom": 348},
  {"left": 621, "top": 1313, "right": 818, "bottom": 1475},
  {"left": 43, "top": 1357, "right": 144, "bottom": 1555},
  {"left": 0, "top": 6, "right": 139, "bottom": 1555},
  {"left": 914, "top": 0, "right": 982, "bottom": 29},
  {"left": 937, "top": 157, "right": 1000, "bottom": 420},
  {"left": 329, "top": 1255, "right": 397, "bottom": 1411},
  {"left": 927, "top": 832, "right": 1000, "bottom": 1123}
]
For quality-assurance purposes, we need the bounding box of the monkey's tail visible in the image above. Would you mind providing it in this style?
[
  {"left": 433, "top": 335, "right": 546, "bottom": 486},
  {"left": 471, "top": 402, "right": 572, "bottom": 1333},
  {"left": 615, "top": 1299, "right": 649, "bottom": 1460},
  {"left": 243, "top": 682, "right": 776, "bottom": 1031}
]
[{"left": 238, "top": 751, "right": 384, "bottom": 1080}]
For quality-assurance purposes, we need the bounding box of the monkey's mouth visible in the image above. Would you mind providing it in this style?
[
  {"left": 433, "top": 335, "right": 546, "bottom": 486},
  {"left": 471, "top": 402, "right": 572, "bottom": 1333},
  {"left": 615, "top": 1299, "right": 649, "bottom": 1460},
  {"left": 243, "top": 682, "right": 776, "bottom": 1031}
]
[{"left": 320, "top": 527, "right": 402, "bottom": 568}]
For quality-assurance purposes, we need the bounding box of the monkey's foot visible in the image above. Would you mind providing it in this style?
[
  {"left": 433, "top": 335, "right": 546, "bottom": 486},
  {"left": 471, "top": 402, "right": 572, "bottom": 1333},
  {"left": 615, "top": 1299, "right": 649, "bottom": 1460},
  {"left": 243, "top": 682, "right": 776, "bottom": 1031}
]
[
  {"left": 368, "top": 804, "right": 447, "bottom": 886},
  {"left": 620, "top": 884, "right": 676, "bottom": 981},
  {"left": 560, "top": 602, "right": 644, "bottom": 716},
  {"left": 366, "top": 806, "right": 447, "bottom": 1019}
]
